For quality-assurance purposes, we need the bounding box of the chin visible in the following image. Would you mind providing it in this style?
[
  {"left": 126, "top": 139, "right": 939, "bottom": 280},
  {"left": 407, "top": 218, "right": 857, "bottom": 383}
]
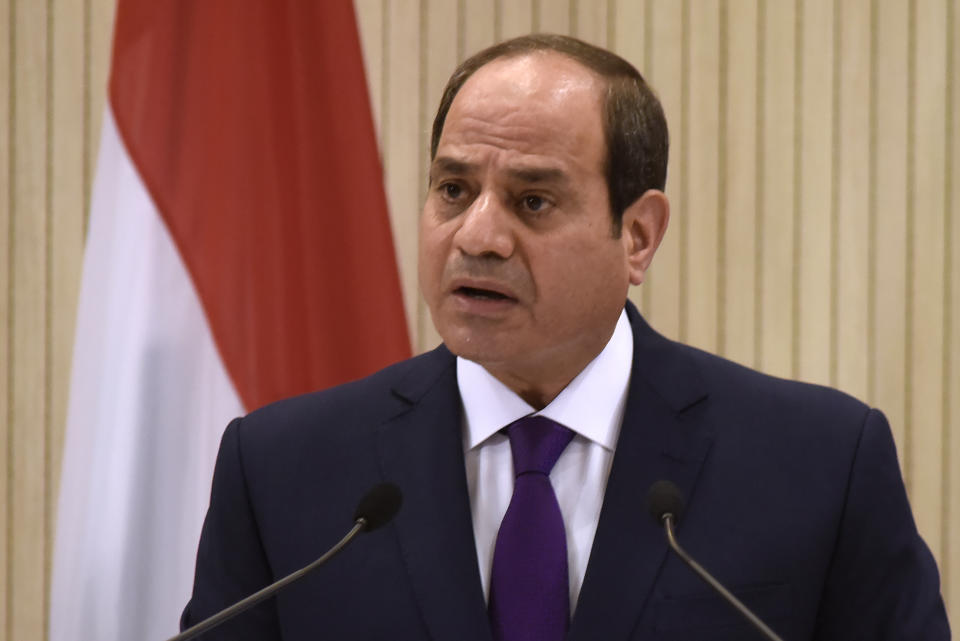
[
  {"left": 437, "top": 326, "right": 509, "bottom": 364},
  {"left": 443, "top": 337, "right": 498, "bottom": 362}
]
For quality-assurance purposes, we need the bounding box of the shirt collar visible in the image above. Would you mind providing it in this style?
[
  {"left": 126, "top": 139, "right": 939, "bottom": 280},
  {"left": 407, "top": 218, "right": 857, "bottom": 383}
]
[{"left": 458, "top": 308, "right": 633, "bottom": 451}]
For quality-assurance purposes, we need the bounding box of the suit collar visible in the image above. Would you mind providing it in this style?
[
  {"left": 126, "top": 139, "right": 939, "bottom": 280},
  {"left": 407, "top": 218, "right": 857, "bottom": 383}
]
[
  {"left": 624, "top": 302, "right": 709, "bottom": 413},
  {"left": 388, "top": 344, "right": 457, "bottom": 405}
]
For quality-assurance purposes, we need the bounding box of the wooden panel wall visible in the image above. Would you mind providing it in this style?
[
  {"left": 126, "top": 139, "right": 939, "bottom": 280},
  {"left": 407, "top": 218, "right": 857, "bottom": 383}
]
[
  {"left": 0, "top": 1, "right": 957, "bottom": 639},
  {"left": 2, "top": 1, "right": 117, "bottom": 639}
]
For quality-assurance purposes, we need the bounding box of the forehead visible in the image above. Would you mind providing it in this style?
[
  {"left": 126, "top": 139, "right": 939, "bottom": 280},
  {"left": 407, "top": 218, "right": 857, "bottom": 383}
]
[{"left": 437, "top": 52, "right": 607, "bottom": 172}]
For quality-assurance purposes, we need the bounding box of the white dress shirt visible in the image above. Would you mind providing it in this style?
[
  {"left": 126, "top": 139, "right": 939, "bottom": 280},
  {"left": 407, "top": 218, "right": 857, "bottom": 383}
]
[{"left": 459, "top": 309, "right": 633, "bottom": 610}]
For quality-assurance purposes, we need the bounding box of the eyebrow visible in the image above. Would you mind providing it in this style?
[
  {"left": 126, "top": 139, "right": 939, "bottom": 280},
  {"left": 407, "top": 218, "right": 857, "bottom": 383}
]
[
  {"left": 429, "top": 156, "right": 570, "bottom": 186},
  {"left": 429, "top": 157, "right": 474, "bottom": 180},
  {"left": 505, "top": 166, "right": 568, "bottom": 185}
]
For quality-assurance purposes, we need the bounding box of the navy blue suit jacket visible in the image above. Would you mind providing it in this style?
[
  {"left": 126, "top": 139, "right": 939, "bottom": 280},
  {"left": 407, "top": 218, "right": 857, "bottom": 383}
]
[{"left": 182, "top": 303, "right": 950, "bottom": 640}]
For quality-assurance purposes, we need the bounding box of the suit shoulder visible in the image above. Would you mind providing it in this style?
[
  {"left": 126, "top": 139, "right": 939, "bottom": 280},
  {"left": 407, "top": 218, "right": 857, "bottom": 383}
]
[
  {"left": 235, "top": 345, "right": 455, "bottom": 445},
  {"left": 627, "top": 305, "right": 870, "bottom": 427},
  {"left": 701, "top": 344, "right": 862, "bottom": 404},
  {"left": 664, "top": 340, "right": 873, "bottom": 436}
]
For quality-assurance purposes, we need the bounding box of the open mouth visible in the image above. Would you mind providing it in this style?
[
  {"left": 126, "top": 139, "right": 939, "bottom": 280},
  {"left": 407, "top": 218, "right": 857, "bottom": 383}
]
[{"left": 456, "top": 286, "right": 514, "bottom": 301}]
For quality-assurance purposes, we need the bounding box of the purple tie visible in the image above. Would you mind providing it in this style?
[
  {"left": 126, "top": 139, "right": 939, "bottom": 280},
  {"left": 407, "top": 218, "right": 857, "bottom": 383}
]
[{"left": 488, "top": 415, "right": 575, "bottom": 641}]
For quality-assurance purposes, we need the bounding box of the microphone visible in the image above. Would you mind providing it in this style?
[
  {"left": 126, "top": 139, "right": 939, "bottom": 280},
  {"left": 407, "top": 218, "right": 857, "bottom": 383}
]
[
  {"left": 646, "top": 481, "right": 786, "bottom": 641},
  {"left": 354, "top": 482, "right": 402, "bottom": 531},
  {"left": 167, "top": 482, "right": 403, "bottom": 641}
]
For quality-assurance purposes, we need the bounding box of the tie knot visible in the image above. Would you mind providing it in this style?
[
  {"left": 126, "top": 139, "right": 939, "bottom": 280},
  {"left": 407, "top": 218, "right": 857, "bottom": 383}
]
[{"left": 506, "top": 416, "right": 575, "bottom": 476}]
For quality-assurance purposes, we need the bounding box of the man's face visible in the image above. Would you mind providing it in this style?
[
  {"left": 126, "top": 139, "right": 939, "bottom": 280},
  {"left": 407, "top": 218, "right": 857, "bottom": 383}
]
[{"left": 418, "top": 52, "right": 636, "bottom": 397}]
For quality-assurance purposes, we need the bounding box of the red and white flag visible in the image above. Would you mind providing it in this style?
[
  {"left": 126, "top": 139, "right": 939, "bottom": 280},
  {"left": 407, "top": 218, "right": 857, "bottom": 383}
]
[{"left": 50, "top": 3, "right": 410, "bottom": 640}]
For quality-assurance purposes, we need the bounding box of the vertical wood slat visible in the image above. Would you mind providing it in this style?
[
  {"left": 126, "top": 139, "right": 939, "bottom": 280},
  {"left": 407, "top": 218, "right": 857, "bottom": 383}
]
[
  {"left": 684, "top": 0, "right": 720, "bottom": 354},
  {"left": 722, "top": 0, "right": 758, "bottom": 368},
  {"left": 614, "top": 0, "right": 645, "bottom": 316},
  {"left": 572, "top": 0, "right": 608, "bottom": 47},
  {"left": 947, "top": 0, "right": 960, "bottom": 615},
  {"left": 499, "top": 0, "right": 532, "bottom": 40},
  {"left": 677, "top": 0, "right": 689, "bottom": 343},
  {"left": 796, "top": 0, "right": 833, "bottom": 386},
  {"left": 872, "top": 0, "right": 909, "bottom": 456},
  {"left": 536, "top": 0, "right": 570, "bottom": 34},
  {"left": 759, "top": 0, "right": 796, "bottom": 380},
  {"left": 642, "top": 0, "right": 683, "bottom": 341},
  {"left": 10, "top": 2, "right": 49, "bottom": 640},
  {"left": 48, "top": 0, "right": 86, "bottom": 577},
  {"left": 904, "top": 0, "right": 918, "bottom": 489},
  {"left": 86, "top": 0, "right": 114, "bottom": 230},
  {"left": 0, "top": 0, "right": 11, "bottom": 634},
  {"left": 419, "top": 0, "right": 459, "bottom": 351},
  {"left": 417, "top": 0, "right": 429, "bottom": 350},
  {"left": 462, "top": 0, "right": 496, "bottom": 61},
  {"left": 835, "top": 0, "right": 871, "bottom": 401},
  {"left": 640, "top": 0, "right": 654, "bottom": 317},
  {"left": 946, "top": 0, "right": 960, "bottom": 614},
  {"left": 354, "top": 0, "right": 384, "bottom": 139},
  {"left": 383, "top": 0, "right": 422, "bottom": 349},
  {"left": 909, "top": 0, "right": 948, "bottom": 562},
  {"left": 611, "top": 1, "right": 644, "bottom": 83}
]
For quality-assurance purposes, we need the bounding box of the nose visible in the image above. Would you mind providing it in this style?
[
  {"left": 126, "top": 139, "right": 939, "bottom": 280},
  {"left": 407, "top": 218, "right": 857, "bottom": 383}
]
[{"left": 453, "top": 191, "right": 515, "bottom": 259}]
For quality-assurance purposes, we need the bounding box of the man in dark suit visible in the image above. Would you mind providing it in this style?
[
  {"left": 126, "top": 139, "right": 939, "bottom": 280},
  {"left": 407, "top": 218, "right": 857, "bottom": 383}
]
[{"left": 182, "top": 35, "right": 950, "bottom": 640}]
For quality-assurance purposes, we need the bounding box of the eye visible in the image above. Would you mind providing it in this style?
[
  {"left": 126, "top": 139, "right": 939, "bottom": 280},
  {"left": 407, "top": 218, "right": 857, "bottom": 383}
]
[
  {"left": 524, "top": 195, "right": 545, "bottom": 211},
  {"left": 519, "top": 194, "right": 553, "bottom": 216},
  {"left": 441, "top": 182, "right": 464, "bottom": 201}
]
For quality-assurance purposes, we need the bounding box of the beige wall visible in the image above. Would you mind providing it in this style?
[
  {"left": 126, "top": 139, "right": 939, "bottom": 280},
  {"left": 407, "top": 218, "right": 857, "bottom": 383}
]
[
  {"left": 2, "top": 0, "right": 117, "bottom": 639},
  {"left": 1, "top": 1, "right": 957, "bottom": 639}
]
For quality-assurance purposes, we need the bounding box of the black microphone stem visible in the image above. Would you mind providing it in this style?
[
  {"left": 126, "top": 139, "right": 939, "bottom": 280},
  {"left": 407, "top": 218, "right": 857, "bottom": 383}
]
[
  {"left": 167, "top": 520, "right": 366, "bottom": 641},
  {"left": 662, "top": 514, "right": 786, "bottom": 641}
]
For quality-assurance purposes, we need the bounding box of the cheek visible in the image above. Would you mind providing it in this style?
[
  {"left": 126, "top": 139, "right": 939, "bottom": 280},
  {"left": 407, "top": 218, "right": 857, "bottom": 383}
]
[
  {"left": 533, "top": 237, "right": 628, "bottom": 308},
  {"left": 418, "top": 217, "right": 453, "bottom": 295}
]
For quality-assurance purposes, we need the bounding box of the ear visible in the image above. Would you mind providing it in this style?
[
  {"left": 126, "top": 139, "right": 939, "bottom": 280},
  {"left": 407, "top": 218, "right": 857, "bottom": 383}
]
[{"left": 620, "top": 189, "right": 670, "bottom": 286}]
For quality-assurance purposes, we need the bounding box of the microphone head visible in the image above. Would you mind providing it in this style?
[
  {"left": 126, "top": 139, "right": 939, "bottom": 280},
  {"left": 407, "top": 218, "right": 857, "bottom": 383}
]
[
  {"left": 353, "top": 483, "right": 402, "bottom": 532},
  {"left": 647, "top": 480, "right": 685, "bottom": 525}
]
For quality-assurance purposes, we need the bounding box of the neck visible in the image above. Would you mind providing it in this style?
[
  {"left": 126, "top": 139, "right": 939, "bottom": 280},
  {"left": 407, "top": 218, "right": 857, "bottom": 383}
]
[
  {"left": 507, "top": 378, "right": 573, "bottom": 411},
  {"left": 478, "top": 312, "right": 624, "bottom": 410},
  {"left": 482, "top": 351, "right": 598, "bottom": 411}
]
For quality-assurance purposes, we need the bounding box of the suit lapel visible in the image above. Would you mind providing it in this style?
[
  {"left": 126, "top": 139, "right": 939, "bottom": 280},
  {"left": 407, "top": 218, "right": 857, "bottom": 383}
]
[
  {"left": 376, "top": 347, "right": 493, "bottom": 641},
  {"left": 568, "top": 305, "right": 715, "bottom": 641}
]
